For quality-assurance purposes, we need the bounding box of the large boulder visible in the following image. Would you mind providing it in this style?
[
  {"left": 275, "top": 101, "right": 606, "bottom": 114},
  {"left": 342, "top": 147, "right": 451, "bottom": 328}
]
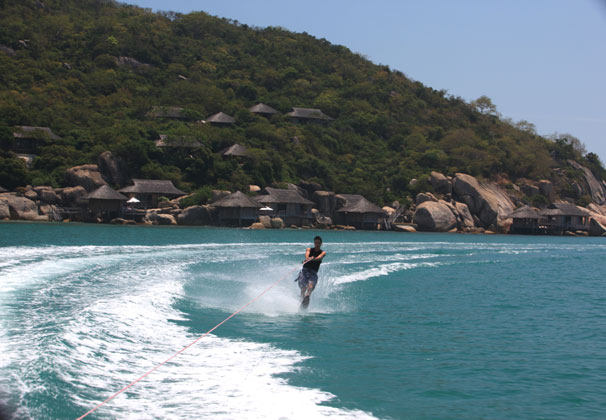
[
  {"left": 65, "top": 164, "right": 107, "bottom": 192},
  {"left": 177, "top": 205, "right": 214, "bottom": 225},
  {"left": 270, "top": 217, "right": 285, "bottom": 229},
  {"left": 249, "top": 222, "right": 265, "bottom": 229},
  {"left": 0, "top": 194, "right": 39, "bottom": 220},
  {"left": 98, "top": 151, "right": 129, "bottom": 187},
  {"left": 430, "top": 171, "right": 452, "bottom": 194},
  {"left": 453, "top": 173, "right": 514, "bottom": 231},
  {"left": 61, "top": 186, "right": 87, "bottom": 205},
  {"left": 37, "top": 187, "right": 60, "bottom": 204},
  {"left": 211, "top": 190, "right": 230, "bottom": 203},
  {"left": 569, "top": 160, "right": 606, "bottom": 204},
  {"left": 413, "top": 200, "right": 457, "bottom": 232},
  {"left": 454, "top": 201, "right": 475, "bottom": 229},
  {"left": 393, "top": 224, "right": 416, "bottom": 233},
  {"left": 258, "top": 215, "right": 272, "bottom": 228},
  {"left": 415, "top": 192, "right": 438, "bottom": 205},
  {"left": 0, "top": 200, "right": 9, "bottom": 219},
  {"left": 589, "top": 218, "right": 606, "bottom": 237}
]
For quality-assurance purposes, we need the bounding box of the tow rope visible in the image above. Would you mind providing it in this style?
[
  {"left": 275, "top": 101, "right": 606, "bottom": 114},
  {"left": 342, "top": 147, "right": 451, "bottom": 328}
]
[{"left": 77, "top": 266, "right": 298, "bottom": 419}]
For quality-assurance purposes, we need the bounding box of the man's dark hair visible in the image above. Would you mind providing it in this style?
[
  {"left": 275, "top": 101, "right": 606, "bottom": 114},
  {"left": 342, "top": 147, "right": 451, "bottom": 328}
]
[{"left": 314, "top": 236, "right": 322, "bottom": 243}]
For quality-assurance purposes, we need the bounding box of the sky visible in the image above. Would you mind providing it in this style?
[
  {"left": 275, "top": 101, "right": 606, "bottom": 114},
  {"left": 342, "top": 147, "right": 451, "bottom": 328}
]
[{"left": 125, "top": 0, "right": 606, "bottom": 161}]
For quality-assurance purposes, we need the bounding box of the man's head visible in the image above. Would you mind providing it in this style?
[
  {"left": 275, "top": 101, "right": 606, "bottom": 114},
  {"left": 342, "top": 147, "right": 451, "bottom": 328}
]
[{"left": 314, "top": 236, "right": 322, "bottom": 248}]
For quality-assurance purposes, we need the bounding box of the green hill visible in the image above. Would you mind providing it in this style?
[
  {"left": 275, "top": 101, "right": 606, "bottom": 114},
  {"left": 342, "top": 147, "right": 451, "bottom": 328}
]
[{"left": 1, "top": 0, "right": 604, "bottom": 205}]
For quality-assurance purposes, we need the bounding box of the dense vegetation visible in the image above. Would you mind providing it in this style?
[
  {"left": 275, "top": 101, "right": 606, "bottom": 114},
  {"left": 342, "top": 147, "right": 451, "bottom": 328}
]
[{"left": 0, "top": 0, "right": 603, "bottom": 204}]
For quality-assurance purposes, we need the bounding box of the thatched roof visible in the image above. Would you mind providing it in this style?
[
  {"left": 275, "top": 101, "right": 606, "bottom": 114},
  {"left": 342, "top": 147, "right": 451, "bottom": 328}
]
[
  {"left": 509, "top": 205, "right": 541, "bottom": 219},
  {"left": 543, "top": 203, "right": 588, "bottom": 217},
  {"left": 336, "top": 194, "right": 384, "bottom": 214},
  {"left": 206, "top": 112, "right": 235, "bottom": 124},
  {"left": 249, "top": 103, "right": 278, "bottom": 115},
  {"left": 147, "top": 106, "right": 188, "bottom": 119},
  {"left": 13, "top": 126, "right": 61, "bottom": 140},
  {"left": 119, "top": 179, "right": 185, "bottom": 196},
  {"left": 212, "top": 191, "right": 260, "bottom": 208},
  {"left": 220, "top": 143, "right": 248, "bottom": 157},
  {"left": 87, "top": 185, "right": 127, "bottom": 201},
  {"left": 155, "top": 134, "right": 202, "bottom": 148},
  {"left": 256, "top": 187, "right": 314, "bottom": 205},
  {"left": 285, "top": 107, "right": 332, "bottom": 121}
]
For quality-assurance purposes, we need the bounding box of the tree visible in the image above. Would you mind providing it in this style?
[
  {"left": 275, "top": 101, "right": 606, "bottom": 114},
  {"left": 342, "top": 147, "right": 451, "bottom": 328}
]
[{"left": 471, "top": 95, "right": 497, "bottom": 115}]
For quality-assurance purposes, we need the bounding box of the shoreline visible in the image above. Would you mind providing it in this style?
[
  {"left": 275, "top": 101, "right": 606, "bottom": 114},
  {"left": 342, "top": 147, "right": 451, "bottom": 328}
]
[{"left": 2, "top": 219, "right": 603, "bottom": 238}]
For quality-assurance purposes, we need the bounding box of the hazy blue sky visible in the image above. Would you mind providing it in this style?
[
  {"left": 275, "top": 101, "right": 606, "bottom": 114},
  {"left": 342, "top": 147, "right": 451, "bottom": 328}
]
[{"left": 125, "top": 0, "right": 606, "bottom": 161}]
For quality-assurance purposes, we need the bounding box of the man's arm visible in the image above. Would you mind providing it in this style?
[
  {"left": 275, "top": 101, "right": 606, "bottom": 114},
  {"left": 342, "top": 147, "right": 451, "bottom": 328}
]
[
  {"left": 303, "top": 248, "right": 311, "bottom": 263},
  {"left": 313, "top": 251, "right": 326, "bottom": 261}
]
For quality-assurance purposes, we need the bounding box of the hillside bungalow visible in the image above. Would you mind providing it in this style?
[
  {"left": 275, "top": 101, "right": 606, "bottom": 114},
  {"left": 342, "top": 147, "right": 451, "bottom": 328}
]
[
  {"left": 212, "top": 191, "right": 260, "bottom": 226},
  {"left": 255, "top": 187, "right": 314, "bottom": 226},
  {"left": 220, "top": 143, "right": 248, "bottom": 157},
  {"left": 509, "top": 206, "right": 543, "bottom": 235},
  {"left": 249, "top": 103, "right": 278, "bottom": 118},
  {"left": 542, "top": 203, "right": 589, "bottom": 234},
  {"left": 119, "top": 179, "right": 185, "bottom": 209},
  {"left": 147, "top": 106, "right": 190, "bottom": 120},
  {"left": 86, "top": 185, "right": 127, "bottom": 221},
  {"left": 335, "top": 194, "right": 386, "bottom": 230},
  {"left": 285, "top": 107, "right": 332, "bottom": 123},
  {"left": 11, "top": 126, "right": 61, "bottom": 154},
  {"left": 155, "top": 134, "right": 202, "bottom": 149},
  {"left": 205, "top": 112, "right": 235, "bottom": 126}
]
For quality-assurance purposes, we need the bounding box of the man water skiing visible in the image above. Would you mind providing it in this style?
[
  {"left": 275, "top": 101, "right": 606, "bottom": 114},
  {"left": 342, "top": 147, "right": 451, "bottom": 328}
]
[{"left": 296, "top": 236, "right": 326, "bottom": 309}]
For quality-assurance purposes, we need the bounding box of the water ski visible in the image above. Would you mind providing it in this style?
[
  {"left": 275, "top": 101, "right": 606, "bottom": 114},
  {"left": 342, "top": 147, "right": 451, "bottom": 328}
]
[{"left": 300, "top": 295, "right": 310, "bottom": 310}]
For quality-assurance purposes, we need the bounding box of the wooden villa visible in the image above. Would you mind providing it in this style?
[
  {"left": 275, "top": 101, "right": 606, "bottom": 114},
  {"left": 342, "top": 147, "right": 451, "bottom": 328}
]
[
  {"left": 255, "top": 187, "right": 314, "bottom": 226},
  {"left": 509, "top": 205, "right": 543, "bottom": 235},
  {"left": 220, "top": 143, "right": 248, "bottom": 157},
  {"left": 211, "top": 191, "right": 260, "bottom": 226},
  {"left": 86, "top": 185, "right": 127, "bottom": 221},
  {"left": 249, "top": 103, "right": 278, "bottom": 118},
  {"left": 541, "top": 203, "right": 589, "bottom": 234},
  {"left": 155, "top": 134, "right": 202, "bottom": 149},
  {"left": 205, "top": 112, "right": 235, "bottom": 126},
  {"left": 147, "top": 106, "right": 190, "bottom": 120},
  {"left": 285, "top": 107, "right": 332, "bottom": 123},
  {"left": 335, "top": 194, "right": 386, "bottom": 230},
  {"left": 11, "top": 126, "right": 61, "bottom": 154},
  {"left": 119, "top": 179, "right": 185, "bottom": 209}
]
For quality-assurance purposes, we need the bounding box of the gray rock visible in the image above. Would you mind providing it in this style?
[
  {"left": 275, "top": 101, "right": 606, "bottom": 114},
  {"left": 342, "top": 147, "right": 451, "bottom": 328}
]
[
  {"left": 0, "top": 201, "right": 9, "bottom": 219},
  {"left": 258, "top": 215, "right": 272, "bottom": 228},
  {"left": 61, "top": 186, "right": 87, "bottom": 204},
  {"left": 38, "top": 188, "right": 59, "bottom": 204},
  {"left": 452, "top": 173, "right": 514, "bottom": 231},
  {"left": 0, "top": 194, "right": 39, "bottom": 220},
  {"left": 211, "top": 190, "right": 231, "bottom": 203},
  {"left": 413, "top": 200, "right": 457, "bottom": 232},
  {"left": 415, "top": 192, "right": 438, "bottom": 205},
  {"left": 270, "top": 217, "right": 285, "bottom": 229},
  {"left": 24, "top": 189, "right": 38, "bottom": 201},
  {"left": 65, "top": 164, "right": 107, "bottom": 192},
  {"left": 98, "top": 151, "right": 129, "bottom": 187},
  {"left": 568, "top": 160, "right": 606, "bottom": 204},
  {"left": 454, "top": 201, "right": 475, "bottom": 228},
  {"left": 249, "top": 222, "right": 265, "bottom": 229},
  {"left": 430, "top": 171, "right": 452, "bottom": 194},
  {"left": 177, "top": 205, "right": 214, "bottom": 225}
]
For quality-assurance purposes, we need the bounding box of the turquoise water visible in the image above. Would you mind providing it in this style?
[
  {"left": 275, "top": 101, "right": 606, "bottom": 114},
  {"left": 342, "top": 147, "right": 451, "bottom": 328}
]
[{"left": 1, "top": 223, "right": 605, "bottom": 419}]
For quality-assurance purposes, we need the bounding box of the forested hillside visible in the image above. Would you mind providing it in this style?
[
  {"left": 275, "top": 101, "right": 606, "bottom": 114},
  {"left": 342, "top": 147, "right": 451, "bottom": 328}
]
[{"left": 0, "top": 0, "right": 604, "bottom": 205}]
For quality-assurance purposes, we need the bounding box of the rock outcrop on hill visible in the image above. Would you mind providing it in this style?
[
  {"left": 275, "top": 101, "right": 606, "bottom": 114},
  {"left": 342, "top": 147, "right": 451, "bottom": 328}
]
[
  {"left": 452, "top": 173, "right": 514, "bottom": 231},
  {"left": 65, "top": 164, "right": 107, "bottom": 192},
  {"left": 98, "top": 151, "right": 129, "bottom": 187},
  {"left": 568, "top": 160, "right": 606, "bottom": 204}
]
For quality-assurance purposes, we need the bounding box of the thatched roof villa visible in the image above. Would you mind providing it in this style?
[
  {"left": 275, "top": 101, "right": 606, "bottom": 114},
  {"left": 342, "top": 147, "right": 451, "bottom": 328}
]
[
  {"left": 86, "top": 185, "right": 127, "bottom": 220},
  {"left": 255, "top": 187, "right": 314, "bottom": 226},
  {"left": 335, "top": 194, "right": 386, "bottom": 230},
  {"left": 11, "top": 126, "right": 61, "bottom": 154},
  {"left": 205, "top": 112, "right": 236, "bottom": 126},
  {"left": 212, "top": 191, "right": 260, "bottom": 226},
  {"left": 220, "top": 143, "right": 248, "bottom": 157},
  {"left": 249, "top": 103, "right": 278, "bottom": 117},
  {"left": 285, "top": 107, "right": 332, "bottom": 122},
  {"left": 509, "top": 205, "right": 542, "bottom": 234},
  {"left": 119, "top": 179, "right": 185, "bottom": 208},
  {"left": 542, "top": 203, "right": 589, "bottom": 234}
]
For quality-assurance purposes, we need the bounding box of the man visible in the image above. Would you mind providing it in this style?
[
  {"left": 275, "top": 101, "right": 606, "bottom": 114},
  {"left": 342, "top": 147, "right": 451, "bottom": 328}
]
[{"left": 296, "top": 236, "right": 326, "bottom": 309}]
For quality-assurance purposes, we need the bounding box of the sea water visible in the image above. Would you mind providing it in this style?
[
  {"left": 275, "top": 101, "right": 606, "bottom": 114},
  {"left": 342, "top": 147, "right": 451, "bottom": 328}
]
[{"left": 0, "top": 223, "right": 605, "bottom": 419}]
